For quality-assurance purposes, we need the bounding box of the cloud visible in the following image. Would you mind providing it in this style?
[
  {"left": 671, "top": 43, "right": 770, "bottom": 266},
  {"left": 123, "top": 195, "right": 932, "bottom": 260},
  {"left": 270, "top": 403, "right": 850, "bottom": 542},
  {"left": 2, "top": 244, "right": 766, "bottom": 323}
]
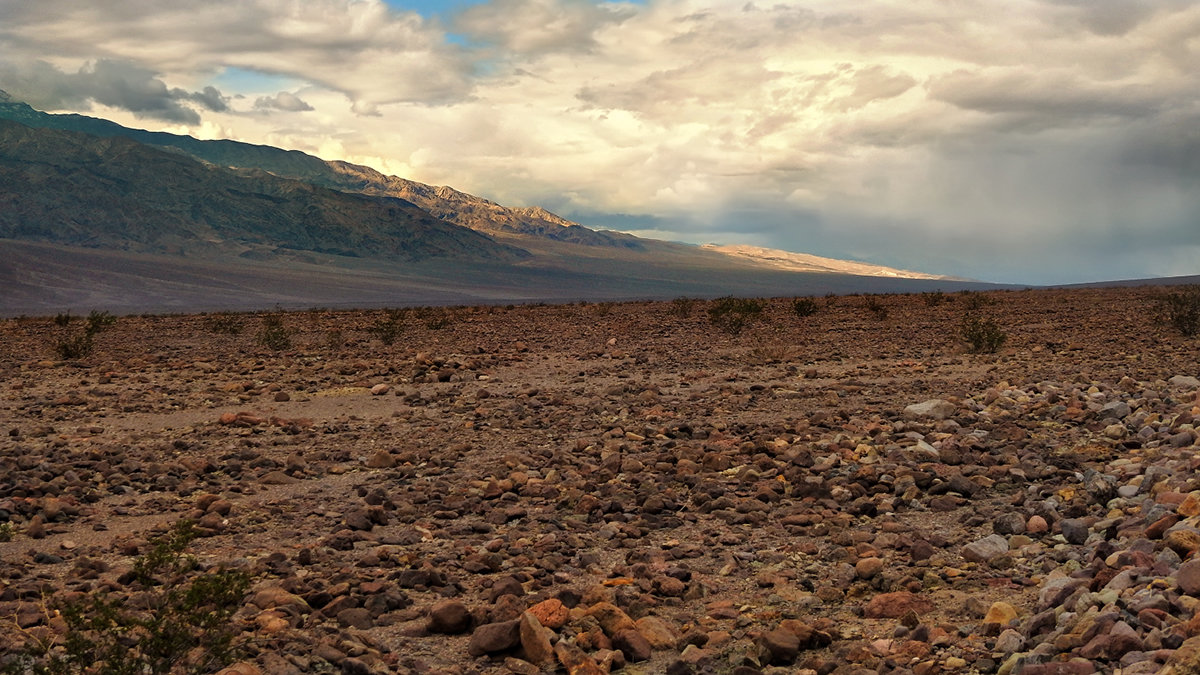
[
  {"left": 454, "top": 0, "right": 635, "bottom": 55},
  {"left": 254, "top": 91, "right": 314, "bottom": 112},
  {"left": 0, "top": 0, "right": 475, "bottom": 112},
  {"left": 0, "top": 58, "right": 227, "bottom": 123}
]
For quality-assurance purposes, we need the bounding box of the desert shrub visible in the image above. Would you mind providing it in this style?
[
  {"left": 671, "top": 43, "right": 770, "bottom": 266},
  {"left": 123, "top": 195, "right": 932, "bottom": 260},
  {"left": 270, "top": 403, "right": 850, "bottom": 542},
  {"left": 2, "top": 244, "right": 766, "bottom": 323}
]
[
  {"left": 669, "top": 297, "right": 697, "bottom": 318},
  {"left": 922, "top": 291, "right": 948, "bottom": 307},
  {"left": 791, "top": 297, "right": 819, "bottom": 318},
  {"left": 204, "top": 313, "right": 243, "bottom": 335},
  {"left": 1156, "top": 285, "right": 1200, "bottom": 337},
  {"left": 53, "top": 310, "right": 116, "bottom": 360},
  {"left": 370, "top": 308, "right": 407, "bottom": 345},
  {"left": 54, "top": 333, "right": 94, "bottom": 360},
  {"left": 708, "top": 296, "right": 767, "bottom": 335},
  {"left": 85, "top": 311, "right": 116, "bottom": 332},
  {"left": 325, "top": 330, "right": 346, "bottom": 351},
  {"left": 257, "top": 312, "right": 293, "bottom": 351},
  {"left": 0, "top": 521, "right": 13, "bottom": 542},
  {"left": 593, "top": 302, "right": 616, "bottom": 317},
  {"left": 863, "top": 295, "right": 888, "bottom": 320},
  {"left": 416, "top": 306, "right": 454, "bottom": 330},
  {"left": 1, "top": 520, "right": 251, "bottom": 675},
  {"left": 53, "top": 312, "right": 72, "bottom": 327},
  {"left": 961, "top": 314, "right": 1007, "bottom": 353},
  {"left": 960, "top": 291, "right": 993, "bottom": 311}
]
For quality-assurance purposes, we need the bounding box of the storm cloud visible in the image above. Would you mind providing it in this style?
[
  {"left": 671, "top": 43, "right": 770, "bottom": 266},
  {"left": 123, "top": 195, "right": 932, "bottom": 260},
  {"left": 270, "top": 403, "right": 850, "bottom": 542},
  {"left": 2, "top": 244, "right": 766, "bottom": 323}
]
[{"left": 0, "top": 0, "right": 1196, "bottom": 283}]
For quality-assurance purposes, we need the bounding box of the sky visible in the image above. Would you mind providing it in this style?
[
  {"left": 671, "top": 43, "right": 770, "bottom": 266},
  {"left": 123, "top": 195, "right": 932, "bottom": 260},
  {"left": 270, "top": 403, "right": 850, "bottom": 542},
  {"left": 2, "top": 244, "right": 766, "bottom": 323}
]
[{"left": 0, "top": 0, "right": 1197, "bottom": 284}]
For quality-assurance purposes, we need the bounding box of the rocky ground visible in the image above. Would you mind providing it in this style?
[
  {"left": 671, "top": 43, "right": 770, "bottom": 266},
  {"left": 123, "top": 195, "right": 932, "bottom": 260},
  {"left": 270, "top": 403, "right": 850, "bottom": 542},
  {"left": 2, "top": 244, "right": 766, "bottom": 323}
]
[{"left": 1, "top": 287, "right": 1198, "bottom": 675}]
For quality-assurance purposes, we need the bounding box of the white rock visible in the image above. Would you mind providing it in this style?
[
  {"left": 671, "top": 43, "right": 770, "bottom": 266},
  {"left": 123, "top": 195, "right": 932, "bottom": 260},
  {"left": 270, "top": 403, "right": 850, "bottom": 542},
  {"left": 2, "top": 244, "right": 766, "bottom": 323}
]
[{"left": 903, "top": 399, "right": 956, "bottom": 420}]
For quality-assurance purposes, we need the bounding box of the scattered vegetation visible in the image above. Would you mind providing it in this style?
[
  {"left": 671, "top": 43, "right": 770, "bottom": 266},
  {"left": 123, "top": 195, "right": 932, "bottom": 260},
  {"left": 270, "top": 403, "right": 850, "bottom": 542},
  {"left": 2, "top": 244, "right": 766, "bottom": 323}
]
[
  {"left": 592, "top": 302, "right": 616, "bottom": 317},
  {"left": 922, "top": 290, "right": 948, "bottom": 307},
  {"left": 53, "top": 310, "right": 116, "bottom": 360},
  {"left": 708, "top": 296, "right": 767, "bottom": 335},
  {"left": 863, "top": 295, "right": 889, "bottom": 320},
  {"left": 961, "top": 291, "right": 993, "bottom": 311},
  {"left": 961, "top": 314, "right": 1008, "bottom": 354},
  {"left": 370, "top": 308, "right": 407, "bottom": 345},
  {"left": 53, "top": 312, "right": 73, "bottom": 327},
  {"left": 669, "top": 297, "right": 698, "bottom": 318},
  {"left": 790, "top": 297, "right": 819, "bottom": 318},
  {"left": 1156, "top": 285, "right": 1200, "bottom": 337},
  {"left": 0, "top": 521, "right": 13, "bottom": 542},
  {"left": 203, "top": 313, "right": 243, "bottom": 335},
  {"left": 1, "top": 520, "right": 251, "bottom": 675},
  {"left": 324, "top": 329, "right": 346, "bottom": 351},
  {"left": 257, "top": 311, "right": 293, "bottom": 351},
  {"left": 416, "top": 306, "right": 454, "bottom": 330}
]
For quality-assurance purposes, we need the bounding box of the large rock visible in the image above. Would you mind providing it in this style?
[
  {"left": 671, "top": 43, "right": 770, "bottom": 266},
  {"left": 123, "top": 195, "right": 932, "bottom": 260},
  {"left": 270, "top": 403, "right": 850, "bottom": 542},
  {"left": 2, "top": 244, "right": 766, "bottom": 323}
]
[
  {"left": 863, "top": 592, "right": 934, "bottom": 619},
  {"left": 519, "top": 612, "right": 554, "bottom": 666},
  {"left": 1169, "top": 375, "right": 1200, "bottom": 389},
  {"left": 428, "top": 599, "right": 472, "bottom": 634},
  {"left": 903, "top": 399, "right": 957, "bottom": 420},
  {"left": 1178, "top": 559, "right": 1200, "bottom": 596},
  {"left": 757, "top": 627, "right": 801, "bottom": 665},
  {"left": 962, "top": 534, "right": 1009, "bottom": 563},
  {"left": 468, "top": 619, "right": 521, "bottom": 656}
]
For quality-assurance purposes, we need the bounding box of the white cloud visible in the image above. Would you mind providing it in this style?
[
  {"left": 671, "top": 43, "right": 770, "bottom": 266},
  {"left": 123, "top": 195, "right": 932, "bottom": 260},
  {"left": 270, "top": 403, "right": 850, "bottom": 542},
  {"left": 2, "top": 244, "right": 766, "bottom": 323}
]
[{"left": 0, "top": 0, "right": 1197, "bottom": 283}]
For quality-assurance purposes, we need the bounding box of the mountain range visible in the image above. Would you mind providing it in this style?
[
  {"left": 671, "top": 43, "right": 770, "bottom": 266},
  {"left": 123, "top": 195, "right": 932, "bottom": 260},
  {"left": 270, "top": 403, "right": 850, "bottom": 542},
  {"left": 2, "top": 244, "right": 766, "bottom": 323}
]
[{"left": 0, "top": 91, "right": 993, "bottom": 314}]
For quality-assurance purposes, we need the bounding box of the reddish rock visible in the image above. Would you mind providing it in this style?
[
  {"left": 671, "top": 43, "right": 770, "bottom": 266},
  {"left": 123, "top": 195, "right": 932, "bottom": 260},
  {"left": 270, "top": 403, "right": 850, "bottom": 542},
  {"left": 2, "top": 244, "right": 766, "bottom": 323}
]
[
  {"left": 587, "top": 602, "right": 636, "bottom": 637},
  {"left": 428, "top": 599, "right": 472, "bottom": 634},
  {"left": 519, "top": 612, "right": 554, "bottom": 667},
  {"left": 528, "top": 598, "right": 569, "bottom": 629},
  {"left": 612, "top": 628, "right": 652, "bottom": 662},
  {"left": 467, "top": 619, "right": 521, "bottom": 656}
]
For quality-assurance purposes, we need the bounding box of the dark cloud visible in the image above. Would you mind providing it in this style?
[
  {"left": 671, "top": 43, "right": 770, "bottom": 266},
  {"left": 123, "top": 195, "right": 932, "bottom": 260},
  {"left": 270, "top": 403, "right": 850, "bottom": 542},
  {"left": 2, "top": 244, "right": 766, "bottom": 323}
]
[
  {"left": 928, "top": 69, "right": 1165, "bottom": 132},
  {"left": 254, "top": 91, "right": 314, "bottom": 112},
  {"left": 183, "top": 85, "right": 229, "bottom": 112},
  {"left": 0, "top": 58, "right": 229, "bottom": 124}
]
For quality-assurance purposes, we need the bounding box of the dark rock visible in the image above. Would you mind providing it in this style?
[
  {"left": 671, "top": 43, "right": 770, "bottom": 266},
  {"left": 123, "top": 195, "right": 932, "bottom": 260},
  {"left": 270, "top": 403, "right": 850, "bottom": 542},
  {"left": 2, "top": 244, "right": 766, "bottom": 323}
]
[
  {"left": 428, "top": 599, "right": 472, "bottom": 634},
  {"left": 467, "top": 619, "right": 521, "bottom": 656}
]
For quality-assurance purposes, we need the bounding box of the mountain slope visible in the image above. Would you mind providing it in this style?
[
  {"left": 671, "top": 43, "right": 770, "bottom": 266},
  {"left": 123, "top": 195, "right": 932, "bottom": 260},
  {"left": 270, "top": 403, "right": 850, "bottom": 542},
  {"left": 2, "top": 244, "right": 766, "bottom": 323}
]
[
  {"left": 0, "top": 94, "right": 635, "bottom": 249},
  {"left": 703, "top": 244, "right": 958, "bottom": 280},
  {"left": 0, "top": 119, "right": 528, "bottom": 263}
]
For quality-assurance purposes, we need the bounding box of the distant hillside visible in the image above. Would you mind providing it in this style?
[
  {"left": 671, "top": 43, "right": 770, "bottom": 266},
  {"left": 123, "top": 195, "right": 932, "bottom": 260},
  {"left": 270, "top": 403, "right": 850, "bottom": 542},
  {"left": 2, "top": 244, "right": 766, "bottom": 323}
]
[
  {"left": 703, "top": 244, "right": 959, "bottom": 281},
  {"left": 0, "top": 93, "right": 637, "bottom": 249},
  {"left": 0, "top": 91, "right": 1005, "bottom": 314},
  {"left": 0, "top": 119, "right": 528, "bottom": 263}
]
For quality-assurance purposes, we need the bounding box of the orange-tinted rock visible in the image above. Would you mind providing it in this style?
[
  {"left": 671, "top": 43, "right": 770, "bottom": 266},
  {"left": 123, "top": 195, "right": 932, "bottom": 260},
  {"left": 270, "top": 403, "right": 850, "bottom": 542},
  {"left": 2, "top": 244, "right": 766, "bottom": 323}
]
[{"left": 863, "top": 592, "right": 935, "bottom": 619}]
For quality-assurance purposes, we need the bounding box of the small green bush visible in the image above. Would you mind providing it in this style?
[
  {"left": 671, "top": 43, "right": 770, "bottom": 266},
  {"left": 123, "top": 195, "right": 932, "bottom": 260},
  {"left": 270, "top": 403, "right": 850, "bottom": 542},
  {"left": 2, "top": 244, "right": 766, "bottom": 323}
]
[
  {"left": 204, "top": 313, "right": 243, "bottom": 335},
  {"left": 961, "top": 291, "right": 993, "bottom": 311},
  {"left": 1157, "top": 285, "right": 1200, "bottom": 337},
  {"left": 2, "top": 520, "right": 251, "bottom": 675},
  {"left": 0, "top": 521, "right": 13, "bottom": 542},
  {"left": 669, "top": 297, "right": 697, "bottom": 318},
  {"left": 791, "top": 297, "right": 819, "bottom": 318},
  {"left": 416, "top": 306, "right": 454, "bottom": 330},
  {"left": 863, "top": 296, "right": 888, "bottom": 320},
  {"left": 708, "top": 296, "right": 767, "bottom": 335},
  {"left": 922, "top": 291, "right": 948, "bottom": 307},
  {"left": 961, "top": 314, "right": 1007, "bottom": 353},
  {"left": 258, "top": 312, "right": 293, "bottom": 351},
  {"left": 53, "top": 310, "right": 116, "bottom": 360},
  {"left": 370, "top": 308, "right": 407, "bottom": 345},
  {"left": 593, "top": 302, "right": 616, "bottom": 317}
]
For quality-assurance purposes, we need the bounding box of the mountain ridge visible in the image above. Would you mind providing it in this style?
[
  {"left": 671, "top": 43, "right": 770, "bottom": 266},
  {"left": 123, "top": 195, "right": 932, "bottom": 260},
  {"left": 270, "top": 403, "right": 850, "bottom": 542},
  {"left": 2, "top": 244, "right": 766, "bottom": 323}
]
[{"left": 0, "top": 92, "right": 1000, "bottom": 314}]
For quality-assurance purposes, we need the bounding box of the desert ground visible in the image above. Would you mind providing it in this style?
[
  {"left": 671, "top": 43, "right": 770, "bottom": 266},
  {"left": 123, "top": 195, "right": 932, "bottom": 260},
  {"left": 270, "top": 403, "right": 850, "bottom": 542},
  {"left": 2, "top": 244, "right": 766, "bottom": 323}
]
[{"left": 1, "top": 287, "right": 1199, "bottom": 675}]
